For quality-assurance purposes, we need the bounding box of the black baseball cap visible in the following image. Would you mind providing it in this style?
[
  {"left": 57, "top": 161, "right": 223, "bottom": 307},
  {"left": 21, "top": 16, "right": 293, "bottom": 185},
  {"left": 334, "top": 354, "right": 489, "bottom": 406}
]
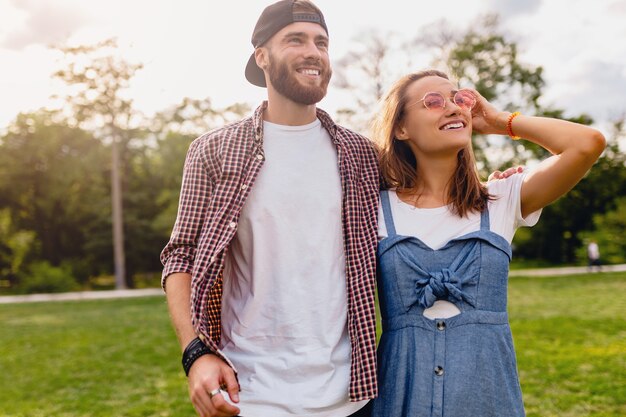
[{"left": 245, "top": 0, "right": 328, "bottom": 87}]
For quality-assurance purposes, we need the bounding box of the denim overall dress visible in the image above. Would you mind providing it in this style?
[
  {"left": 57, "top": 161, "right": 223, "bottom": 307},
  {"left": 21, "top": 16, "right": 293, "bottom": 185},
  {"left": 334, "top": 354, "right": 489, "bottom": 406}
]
[{"left": 372, "top": 191, "right": 525, "bottom": 417}]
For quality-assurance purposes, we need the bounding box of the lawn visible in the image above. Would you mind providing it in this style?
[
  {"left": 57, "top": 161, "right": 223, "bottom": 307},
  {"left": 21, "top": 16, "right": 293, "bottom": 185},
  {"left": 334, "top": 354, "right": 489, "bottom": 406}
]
[{"left": 0, "top": 272, "right": 624, "bottom": 417}]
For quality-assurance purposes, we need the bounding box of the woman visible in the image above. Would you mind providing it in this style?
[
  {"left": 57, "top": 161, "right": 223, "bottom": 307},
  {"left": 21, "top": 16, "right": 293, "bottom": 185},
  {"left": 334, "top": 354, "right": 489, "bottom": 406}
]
[{"left": 371, "top": 69, "right": 605, "bottom": 416}]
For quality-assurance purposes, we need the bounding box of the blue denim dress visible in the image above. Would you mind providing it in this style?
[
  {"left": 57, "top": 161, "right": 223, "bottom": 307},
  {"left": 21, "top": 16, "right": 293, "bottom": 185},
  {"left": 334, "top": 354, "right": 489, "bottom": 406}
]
[{"left": 372, "top": 191, "right": 525, "bottom": 417}]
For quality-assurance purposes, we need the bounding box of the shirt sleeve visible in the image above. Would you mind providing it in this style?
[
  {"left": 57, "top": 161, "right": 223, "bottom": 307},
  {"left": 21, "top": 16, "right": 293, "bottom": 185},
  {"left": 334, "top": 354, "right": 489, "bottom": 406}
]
[
  {"left": 159, "top": 137, "right": 214, "bottom": 290},
  {"left": 486, "top": 170, "right": 542, "bottom": 243}
]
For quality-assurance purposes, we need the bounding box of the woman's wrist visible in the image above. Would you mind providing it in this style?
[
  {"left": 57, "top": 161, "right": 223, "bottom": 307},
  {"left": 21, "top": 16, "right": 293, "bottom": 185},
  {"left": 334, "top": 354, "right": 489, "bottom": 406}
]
[
  {"left": 495, "top": 111, "right": 511, "bottom": 134},
  {"left": 506, "top": 112, "right": 522, "bottom": 140}
]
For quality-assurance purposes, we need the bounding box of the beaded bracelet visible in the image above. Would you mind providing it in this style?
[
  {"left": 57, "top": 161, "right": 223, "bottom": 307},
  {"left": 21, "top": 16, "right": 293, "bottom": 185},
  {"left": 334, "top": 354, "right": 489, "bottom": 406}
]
[
  {"left": 506, "top": 111, "right": 521, "bottom": 140},
  {"left": 182, "top": 337, "right": 213, "bottom": 376}
]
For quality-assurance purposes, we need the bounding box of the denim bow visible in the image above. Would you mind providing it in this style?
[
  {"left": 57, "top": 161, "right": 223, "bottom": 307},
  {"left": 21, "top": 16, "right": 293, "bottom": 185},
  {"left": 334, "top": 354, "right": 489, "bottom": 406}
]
[
  {"left": 414, "top": 268, "right": 476, "bottom": 309},
  {"left": 395, "top": 240, "right": 479, "bottom": 310}
]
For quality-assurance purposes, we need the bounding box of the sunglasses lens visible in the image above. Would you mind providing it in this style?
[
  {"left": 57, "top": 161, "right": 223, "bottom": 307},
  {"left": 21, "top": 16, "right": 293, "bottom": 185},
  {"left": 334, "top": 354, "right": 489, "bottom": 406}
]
[
  {"left": 423, "top": 93, "right": 445, "bottom": 109},
  {"left": 455, "top": 90, "right": 476, "bottom": 110}
]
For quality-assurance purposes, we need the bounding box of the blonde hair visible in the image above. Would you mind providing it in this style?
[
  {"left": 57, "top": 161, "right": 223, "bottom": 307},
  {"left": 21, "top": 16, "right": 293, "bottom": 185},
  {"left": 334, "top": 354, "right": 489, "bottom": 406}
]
[{"left": 371, "top": 69, "right": 490, "bottom": 217}]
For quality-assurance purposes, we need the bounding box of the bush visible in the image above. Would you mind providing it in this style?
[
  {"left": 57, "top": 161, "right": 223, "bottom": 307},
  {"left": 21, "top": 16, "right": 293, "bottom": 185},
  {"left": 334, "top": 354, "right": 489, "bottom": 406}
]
[{"left": 18, "top": 261, "right": 80, "bottom": 294}]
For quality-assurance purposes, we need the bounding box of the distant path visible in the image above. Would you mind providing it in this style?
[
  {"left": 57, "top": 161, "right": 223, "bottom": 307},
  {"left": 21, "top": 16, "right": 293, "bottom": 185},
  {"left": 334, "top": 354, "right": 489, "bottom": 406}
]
[
  {"left": 0, "top": 288, "right": 163, "bottom": 304},
  {"left": 2, "top": 265, "right": 626, "bottom": 304},
  {"left": 509, "top": 263, "right": 626, "bottom": 277}
]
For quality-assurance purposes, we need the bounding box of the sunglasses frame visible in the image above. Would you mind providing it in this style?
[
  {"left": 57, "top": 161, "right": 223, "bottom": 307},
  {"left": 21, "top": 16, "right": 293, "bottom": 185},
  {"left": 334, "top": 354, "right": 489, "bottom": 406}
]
[{"left": 409, "top": 89, "right": 477, "bottom": 111}]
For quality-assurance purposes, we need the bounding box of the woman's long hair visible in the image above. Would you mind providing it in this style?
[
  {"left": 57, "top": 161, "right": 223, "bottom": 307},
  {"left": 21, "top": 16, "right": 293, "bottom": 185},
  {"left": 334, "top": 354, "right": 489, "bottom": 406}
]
[{"left": 371, "top": 69, "right": 491, "bottom": 217}]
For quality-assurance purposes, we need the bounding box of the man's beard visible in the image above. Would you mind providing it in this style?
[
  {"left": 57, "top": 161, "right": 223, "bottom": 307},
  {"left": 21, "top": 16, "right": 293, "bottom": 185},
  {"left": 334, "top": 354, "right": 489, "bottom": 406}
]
[{"left": 267, "top": 54, "right": 332, "bottom": 105}]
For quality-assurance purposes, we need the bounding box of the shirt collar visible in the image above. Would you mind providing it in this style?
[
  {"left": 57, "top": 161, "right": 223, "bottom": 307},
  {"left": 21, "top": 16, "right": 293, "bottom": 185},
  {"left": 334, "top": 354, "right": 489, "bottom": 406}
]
[{"left": 253, "top": 102, "right": 340, "bottom": 144}]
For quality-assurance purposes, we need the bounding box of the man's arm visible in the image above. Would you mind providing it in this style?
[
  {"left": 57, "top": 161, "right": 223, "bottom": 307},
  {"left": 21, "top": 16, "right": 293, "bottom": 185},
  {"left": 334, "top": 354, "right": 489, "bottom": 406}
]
[
  {"left": 162, "top": 137, "right": 240, "bottom": 416},
  {"left": 166, "top": 272, "right": 198, "bottom": 349},
  {"left": 166, "top": 273, "right": 240, "bottom": 417}
]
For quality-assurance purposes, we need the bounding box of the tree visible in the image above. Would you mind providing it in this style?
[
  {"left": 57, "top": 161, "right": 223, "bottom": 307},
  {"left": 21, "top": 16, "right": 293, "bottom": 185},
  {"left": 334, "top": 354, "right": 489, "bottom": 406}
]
[
  {"left": 0, "top": 111, "right": 110, "bottom": 283},
  {"left": 332, "top": 30, "right": 413, "bottom": 133},
  {"left": 53, "top": 38, "right": 143, "bottom": 289}
]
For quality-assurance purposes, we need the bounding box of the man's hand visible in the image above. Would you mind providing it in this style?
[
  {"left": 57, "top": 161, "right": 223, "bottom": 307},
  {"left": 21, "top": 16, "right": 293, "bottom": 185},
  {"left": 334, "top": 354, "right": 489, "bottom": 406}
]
[
  {"left": 488, "top": 166, "right": 524, "bottom": 182},
  {"left": 188, "top": 354, "right": 240, "bottom": 417}
]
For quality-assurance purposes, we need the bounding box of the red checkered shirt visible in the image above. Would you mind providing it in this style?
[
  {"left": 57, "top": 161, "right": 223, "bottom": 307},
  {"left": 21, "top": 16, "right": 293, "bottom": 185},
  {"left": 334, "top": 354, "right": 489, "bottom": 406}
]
[{"left": 160, "top": 102, "right": 380, "bottom": 400}]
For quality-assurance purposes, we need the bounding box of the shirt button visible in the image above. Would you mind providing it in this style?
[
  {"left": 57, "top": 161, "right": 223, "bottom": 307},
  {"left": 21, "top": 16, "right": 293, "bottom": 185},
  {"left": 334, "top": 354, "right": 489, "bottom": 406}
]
[
  {"left": 434, "top": 366, "right": 444, "bottom": 376},
  {"left": 437, "top": 321, "right": 446, "bottom": 331},
  {"left": 256, "top": 154, "right": 264, "bottom": 161},
  {"left": 229, "top": 222, "right": 237, "bottom": 228},
  {"left": 240, "top": 184, "right": 248, "bottom": 190},
  {"left": 210, "top": 255, "right": 216, "bottom": 263}
]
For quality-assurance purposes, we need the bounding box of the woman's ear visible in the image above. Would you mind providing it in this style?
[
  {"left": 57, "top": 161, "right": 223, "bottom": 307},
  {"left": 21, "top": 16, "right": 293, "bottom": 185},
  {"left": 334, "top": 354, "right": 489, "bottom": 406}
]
[{"left": 395, "top": 124, "right": 409, "bottom": 141}]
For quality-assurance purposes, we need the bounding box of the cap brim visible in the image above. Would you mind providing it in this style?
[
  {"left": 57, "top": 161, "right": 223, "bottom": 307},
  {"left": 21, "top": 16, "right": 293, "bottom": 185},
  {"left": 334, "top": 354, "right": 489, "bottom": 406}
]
[{"left": 245, "top": 52, "right": 267, "bottom": 88}]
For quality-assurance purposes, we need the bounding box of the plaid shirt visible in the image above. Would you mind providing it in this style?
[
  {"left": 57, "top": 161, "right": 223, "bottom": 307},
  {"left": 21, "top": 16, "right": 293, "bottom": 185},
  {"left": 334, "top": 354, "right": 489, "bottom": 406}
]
[{"left": 161, "top": 102, "right": 380, "bottom": 400}]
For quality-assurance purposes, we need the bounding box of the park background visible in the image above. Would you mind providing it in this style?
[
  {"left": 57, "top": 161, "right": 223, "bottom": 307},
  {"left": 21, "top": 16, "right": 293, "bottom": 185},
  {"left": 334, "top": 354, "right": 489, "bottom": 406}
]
[{"left": 0, "top": 0, "right": 624, "bottom": 416}]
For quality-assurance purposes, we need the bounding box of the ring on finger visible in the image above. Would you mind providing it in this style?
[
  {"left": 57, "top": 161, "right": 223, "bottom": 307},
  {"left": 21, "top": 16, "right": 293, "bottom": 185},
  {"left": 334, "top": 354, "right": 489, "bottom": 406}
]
[{"left": 208, "top": 388, "right": 222, "bottom": 399}]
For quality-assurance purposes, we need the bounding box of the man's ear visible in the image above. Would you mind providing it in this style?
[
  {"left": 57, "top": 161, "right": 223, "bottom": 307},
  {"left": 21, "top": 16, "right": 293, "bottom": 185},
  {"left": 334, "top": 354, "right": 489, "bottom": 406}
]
[{"left": 255, "top": 47, "right": 268, "bottom": 70}]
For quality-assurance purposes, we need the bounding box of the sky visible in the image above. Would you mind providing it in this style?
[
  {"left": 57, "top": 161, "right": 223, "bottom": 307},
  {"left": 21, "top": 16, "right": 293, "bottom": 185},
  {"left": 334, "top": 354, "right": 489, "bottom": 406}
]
[{"left": 1, "top": 0, "right": 626, "bottom": 137}]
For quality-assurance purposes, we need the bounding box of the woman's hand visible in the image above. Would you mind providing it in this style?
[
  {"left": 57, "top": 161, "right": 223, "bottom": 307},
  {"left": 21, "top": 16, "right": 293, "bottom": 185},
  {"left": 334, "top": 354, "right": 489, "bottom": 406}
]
[{"left": 468, "top": 88, "right": 508, "bottom": 136}]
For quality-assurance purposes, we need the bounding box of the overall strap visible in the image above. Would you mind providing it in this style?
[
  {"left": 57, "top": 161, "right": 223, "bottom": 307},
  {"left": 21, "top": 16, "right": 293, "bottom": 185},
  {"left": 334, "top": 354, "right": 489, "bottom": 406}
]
[
  {"left": 380, "top": 191, "right": 397, "bottom": 236},
  {"left": 480, "top": 207, "right": 491, "bottom": 231}
]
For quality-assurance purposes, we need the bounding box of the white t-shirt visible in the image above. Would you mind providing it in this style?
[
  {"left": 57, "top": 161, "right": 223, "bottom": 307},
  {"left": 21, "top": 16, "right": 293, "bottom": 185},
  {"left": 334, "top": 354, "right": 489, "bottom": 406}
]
[
  {"left": 378, "top": 173, "right": 541, "bottom": 319},
  {"left": 220, "top": 119, "right": 367, "bottom": 417}
]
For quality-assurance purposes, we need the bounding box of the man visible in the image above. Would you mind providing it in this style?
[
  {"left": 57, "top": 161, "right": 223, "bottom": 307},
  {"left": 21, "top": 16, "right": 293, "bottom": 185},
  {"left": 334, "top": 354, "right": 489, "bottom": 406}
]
[{"left": 160, "top": 1, "right": 379, "bottom": 416}]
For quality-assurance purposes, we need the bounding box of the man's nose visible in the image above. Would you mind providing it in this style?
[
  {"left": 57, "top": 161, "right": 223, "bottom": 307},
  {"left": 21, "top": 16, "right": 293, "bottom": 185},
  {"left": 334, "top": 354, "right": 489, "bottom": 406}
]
[{"left": 302, "top": 40, "right": 322, "bottom": 60}]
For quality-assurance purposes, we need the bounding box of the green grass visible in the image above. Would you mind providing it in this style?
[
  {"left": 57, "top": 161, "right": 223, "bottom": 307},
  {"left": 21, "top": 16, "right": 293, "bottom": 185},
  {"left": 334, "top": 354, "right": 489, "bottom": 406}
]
[
  {"left": 0, "top": 272, "right": 624, "bottom": 416},
  {"left": 0, "top": 297, "right": 192, "bottom": 417},
  {"left": 508, "top": 272, "right": 626, "bottom": 417}
]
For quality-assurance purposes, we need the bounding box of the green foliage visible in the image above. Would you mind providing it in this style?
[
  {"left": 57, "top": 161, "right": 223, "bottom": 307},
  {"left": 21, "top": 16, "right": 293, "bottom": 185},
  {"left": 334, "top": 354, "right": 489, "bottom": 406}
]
[
  {"left": 18, "top": 261, "right": 80, "bottom": 294},
  {"left": 513, "top": 123, "right": 626, "bottom": 264},
  {"left": 447, "top": 15, "right": 545, "bottom": 173},
  {"left": 0, "top": 95, "right": 248, "bottom": 293},
  {"left": 0, "top": 209, "right": 37, "bottom": 287},
  {"left": 447, "top": 15, "right": 545, "bottom": 110},
  {"left": 0, "top": 112, "right": 110, "bottom": 281},
  {"left": 150, "top": 131, "right": 196, "bottom": 237},
  {"left": 576, "top": 197, "right": 626, "bottom": 265}
]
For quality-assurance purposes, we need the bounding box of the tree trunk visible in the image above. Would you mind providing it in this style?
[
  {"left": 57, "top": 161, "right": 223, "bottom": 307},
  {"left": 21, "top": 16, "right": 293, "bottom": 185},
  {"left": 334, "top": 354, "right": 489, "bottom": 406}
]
[{"left": 111, "top": 137, "right": 126, "bottom": 289}]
